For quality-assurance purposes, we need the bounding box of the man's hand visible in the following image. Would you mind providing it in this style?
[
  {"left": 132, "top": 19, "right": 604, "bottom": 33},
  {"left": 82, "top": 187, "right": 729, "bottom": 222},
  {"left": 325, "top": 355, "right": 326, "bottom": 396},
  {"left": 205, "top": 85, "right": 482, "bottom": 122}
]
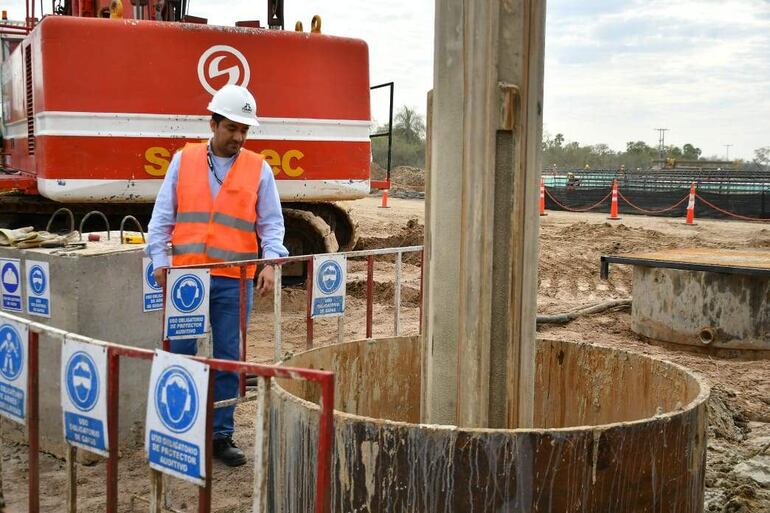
[
  {"left": 256, "top": 265, "right": 275, "bottom": 296},
  {"left": 153, "top": 266, "right": 168, "bottom": 288}
]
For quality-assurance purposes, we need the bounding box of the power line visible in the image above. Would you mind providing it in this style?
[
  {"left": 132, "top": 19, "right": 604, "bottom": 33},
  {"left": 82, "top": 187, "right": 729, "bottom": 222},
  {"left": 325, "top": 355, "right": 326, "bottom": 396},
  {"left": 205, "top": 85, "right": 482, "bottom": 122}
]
[{"left": 724, "top": 144, "right": 733, "bottom": 161}]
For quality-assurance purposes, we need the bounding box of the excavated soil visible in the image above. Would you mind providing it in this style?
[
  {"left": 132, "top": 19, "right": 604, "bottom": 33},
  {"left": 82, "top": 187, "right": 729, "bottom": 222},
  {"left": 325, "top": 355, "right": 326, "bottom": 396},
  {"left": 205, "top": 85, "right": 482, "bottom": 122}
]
[{"left": 1, "top": 197, "right": 769, "bottom": 512}]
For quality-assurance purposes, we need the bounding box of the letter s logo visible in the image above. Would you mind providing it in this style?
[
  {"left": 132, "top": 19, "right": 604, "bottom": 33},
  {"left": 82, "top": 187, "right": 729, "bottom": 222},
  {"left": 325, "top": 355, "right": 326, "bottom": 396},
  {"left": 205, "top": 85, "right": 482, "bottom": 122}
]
[{"left": 197, "top": 45, "right": 251, "bottom": 95}]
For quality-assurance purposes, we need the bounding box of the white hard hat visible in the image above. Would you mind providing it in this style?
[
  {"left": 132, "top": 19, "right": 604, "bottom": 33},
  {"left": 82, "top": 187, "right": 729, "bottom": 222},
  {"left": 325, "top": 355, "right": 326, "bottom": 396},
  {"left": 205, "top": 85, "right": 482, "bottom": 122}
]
[{"left": 207, "top": 84, "right": 260, "bottom": 126}]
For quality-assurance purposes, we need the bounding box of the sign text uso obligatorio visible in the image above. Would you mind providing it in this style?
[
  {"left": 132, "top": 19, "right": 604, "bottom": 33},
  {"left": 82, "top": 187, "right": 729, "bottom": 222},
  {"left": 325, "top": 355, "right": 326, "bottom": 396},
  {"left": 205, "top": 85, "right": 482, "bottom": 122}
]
[{"left": 144, "top": 145, "right": 305, "bottom": 178}]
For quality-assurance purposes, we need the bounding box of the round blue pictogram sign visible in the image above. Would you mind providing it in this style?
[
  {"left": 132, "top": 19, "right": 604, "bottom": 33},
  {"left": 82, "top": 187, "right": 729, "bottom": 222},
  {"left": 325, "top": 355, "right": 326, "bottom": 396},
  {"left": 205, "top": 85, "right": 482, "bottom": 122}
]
[
  {"left": 145, "top": 262, "right": 161, "bottom": 291},
  {"left": 154, "top": 365, "right": 199, "bottom": 434},
  {"left": 170, "top": 274, "right": 205, "bottom": 313},
  {"left": 1, "top": 262, "right": 19, "bottom": 294},
  {"left": 0, "top": 324, "right": 23, "bottom": 381},
  {"left": 28, "top": 265, "right": 46, "bottom": 295},
  {"left": 316, "top": 260, "right": 343, "bottom": 295},
  {"left": 65, "top": 351, "right": 99, "bottom": 412}
]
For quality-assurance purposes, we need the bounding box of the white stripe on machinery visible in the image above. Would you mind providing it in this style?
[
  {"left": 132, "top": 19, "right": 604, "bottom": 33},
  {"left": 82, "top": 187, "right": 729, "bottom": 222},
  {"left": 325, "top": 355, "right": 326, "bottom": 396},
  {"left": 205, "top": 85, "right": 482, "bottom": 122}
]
[
  {"left": 15, "top": 111, "right": 372, "bottom": 142},
  {"left": 37, "top": 178, "right": 370, "bottom": 202}
]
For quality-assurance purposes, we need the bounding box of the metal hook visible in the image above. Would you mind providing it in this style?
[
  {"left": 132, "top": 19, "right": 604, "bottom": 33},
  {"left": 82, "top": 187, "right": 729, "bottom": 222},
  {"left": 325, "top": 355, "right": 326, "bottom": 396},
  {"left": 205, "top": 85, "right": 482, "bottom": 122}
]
[
  {"left": 119, "top": 216, "right": 146, "bottom": 244},
  {"left": 78, "top": 211, "right": 111, "bottom": 241},
  {"left": 311, "top": 15, "right": 321, "bottom": 33},
  {"left": 45, "top": 208, "right": 75, "bottom": 234}
]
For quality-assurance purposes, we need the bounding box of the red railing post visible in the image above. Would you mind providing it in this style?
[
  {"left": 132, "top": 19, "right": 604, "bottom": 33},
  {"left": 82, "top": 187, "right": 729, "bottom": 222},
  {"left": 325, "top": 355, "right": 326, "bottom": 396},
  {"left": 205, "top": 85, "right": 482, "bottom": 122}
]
[
  {"left": 239, "top": 265, "right": 247, "bottom": 397},
  {"left": 198, "top": 371, "right": 214, "bottom": 513},
  {"left": 106, "top": 349, "right": 120, "bottom": 512},
  {"left": 27, "top": 331, "right": 39, "bottom": 513},
  {"left": 366, "top": 256, "right": 374, "bottom": 338},
  {"left": 161, "top": 267, "right": 170, "bottom": 352},
  {"left": 306, "top": 256, "right": 314, "bottom": 349},
  {"left": 315, "top": 375, "right": 335, "bottom": 513}
]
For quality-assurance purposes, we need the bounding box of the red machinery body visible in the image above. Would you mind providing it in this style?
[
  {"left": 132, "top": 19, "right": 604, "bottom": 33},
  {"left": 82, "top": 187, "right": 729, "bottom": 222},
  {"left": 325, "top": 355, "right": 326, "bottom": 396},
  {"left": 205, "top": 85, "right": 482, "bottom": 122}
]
[{"left": 1, "top": 15, "right": 371, "bottom": 203}]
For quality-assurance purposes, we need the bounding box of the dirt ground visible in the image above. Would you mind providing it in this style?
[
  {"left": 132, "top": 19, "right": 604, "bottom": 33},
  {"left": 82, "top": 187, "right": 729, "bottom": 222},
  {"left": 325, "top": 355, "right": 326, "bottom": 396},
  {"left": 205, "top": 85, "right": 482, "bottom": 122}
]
[{"left": 1, "top": 196, "right": 769, "bottom": 512}]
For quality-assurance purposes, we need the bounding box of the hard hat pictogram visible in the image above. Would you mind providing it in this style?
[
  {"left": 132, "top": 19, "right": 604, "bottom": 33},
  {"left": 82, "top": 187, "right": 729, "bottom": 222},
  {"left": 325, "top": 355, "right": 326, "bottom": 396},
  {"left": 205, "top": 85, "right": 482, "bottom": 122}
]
[
  {"left": 65, "top": 352, "right": 100, "bottom": 412},
  {"left": 197, "top": 45, "right": 251, "bottom": 96},
  {"left": 155, "top": 366, "right": 199, "bottom": 434},
  {"left": 171, "top": 274, "right": 205, "bottom": 313},
  {"left": 0, "top": 324, "right": 22, "bottom": 381},
  {"left": 1, "top": 262, "right": 19, "bottom": 294},
  {"left": 317, "top": 260, "right": 343, "bottom": 295}
]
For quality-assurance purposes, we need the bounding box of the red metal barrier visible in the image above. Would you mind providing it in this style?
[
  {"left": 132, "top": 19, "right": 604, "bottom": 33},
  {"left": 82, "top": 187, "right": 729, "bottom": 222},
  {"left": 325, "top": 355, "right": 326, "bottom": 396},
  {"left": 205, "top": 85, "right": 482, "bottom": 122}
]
[{"left": 1, "top": 314, "right": 335, "bottom": 513}]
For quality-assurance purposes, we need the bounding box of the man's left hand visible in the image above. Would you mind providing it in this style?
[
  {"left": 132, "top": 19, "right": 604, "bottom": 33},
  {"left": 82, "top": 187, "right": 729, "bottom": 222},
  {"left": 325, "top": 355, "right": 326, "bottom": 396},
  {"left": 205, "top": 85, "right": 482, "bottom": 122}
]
[{"left": 256, "top": 265, "right": 275, "bottom": 296}]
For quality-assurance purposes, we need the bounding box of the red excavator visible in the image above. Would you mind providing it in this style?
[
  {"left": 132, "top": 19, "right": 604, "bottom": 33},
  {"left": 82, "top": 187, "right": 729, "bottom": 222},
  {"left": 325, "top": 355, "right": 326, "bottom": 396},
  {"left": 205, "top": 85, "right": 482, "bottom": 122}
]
[{"left": 0, "top": 0, "right": 388, "bottom": 256}]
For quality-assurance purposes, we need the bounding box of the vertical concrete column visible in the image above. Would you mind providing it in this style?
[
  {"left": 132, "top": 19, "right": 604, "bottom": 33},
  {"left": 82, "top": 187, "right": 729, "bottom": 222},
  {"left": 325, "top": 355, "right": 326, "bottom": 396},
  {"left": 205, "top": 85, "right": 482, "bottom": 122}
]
[{"left": 422, "top": 0, "right": 545, "bottom": 428}]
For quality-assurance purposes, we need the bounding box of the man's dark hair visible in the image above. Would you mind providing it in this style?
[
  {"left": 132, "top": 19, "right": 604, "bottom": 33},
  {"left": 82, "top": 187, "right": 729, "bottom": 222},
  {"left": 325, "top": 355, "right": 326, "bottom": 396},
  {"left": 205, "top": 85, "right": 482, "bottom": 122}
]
[{"left": 212, "top": 113, "right": 225, "bottom": 125}]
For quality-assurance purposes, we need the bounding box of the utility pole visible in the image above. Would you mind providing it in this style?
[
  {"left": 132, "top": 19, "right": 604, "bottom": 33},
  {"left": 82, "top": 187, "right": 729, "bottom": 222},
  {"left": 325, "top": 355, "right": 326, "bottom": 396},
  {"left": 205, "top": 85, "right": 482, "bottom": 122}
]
[
  {"left": 423, "top": 0, "right": 545, "bottom": 429},
  {"left": 654, "top": 128, "right": 669, "bottom": 160},
  {"left": 724, "top": 144, "right": 732, "bottom": 161}
]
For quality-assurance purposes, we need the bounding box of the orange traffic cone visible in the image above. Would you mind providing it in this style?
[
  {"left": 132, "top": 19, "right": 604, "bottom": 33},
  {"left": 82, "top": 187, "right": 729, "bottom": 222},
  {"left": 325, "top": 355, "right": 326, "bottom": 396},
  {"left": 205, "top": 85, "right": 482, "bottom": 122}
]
[
  {"left": 379, "top": 189, "right": 390, "bottom": 209},
  {"left": 607, "top": 179, "right": 621, "bottom": 220},
  {"left": 539, "top": 176, "right": 547, "bottom": 216},
  {"left": 685, "top": 182, "right": 696, "bottom": 225}
]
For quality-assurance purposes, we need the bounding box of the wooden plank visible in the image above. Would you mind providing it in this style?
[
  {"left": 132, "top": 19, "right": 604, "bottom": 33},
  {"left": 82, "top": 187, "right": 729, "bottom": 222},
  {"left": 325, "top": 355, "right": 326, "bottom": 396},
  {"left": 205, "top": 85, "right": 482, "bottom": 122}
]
[{"left": 66, "top": 444, "right": 77, "bottom": 513}]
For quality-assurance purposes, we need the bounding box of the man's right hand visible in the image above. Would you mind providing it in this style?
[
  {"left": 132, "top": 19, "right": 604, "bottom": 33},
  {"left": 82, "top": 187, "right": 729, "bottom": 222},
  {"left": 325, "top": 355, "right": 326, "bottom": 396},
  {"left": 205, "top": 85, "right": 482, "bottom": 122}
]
[{"left": 153, "top": 266, "right": 167, "bottom": 288}]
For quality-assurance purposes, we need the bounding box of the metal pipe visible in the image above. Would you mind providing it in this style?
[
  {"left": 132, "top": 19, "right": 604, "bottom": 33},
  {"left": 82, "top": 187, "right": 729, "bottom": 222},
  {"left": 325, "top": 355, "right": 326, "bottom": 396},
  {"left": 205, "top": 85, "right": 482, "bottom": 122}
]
[
  {"left": 28, "top": 331, "right": 39, "bottom": 513},
  {"left": 198, "top": 372, "right": 214, "bottom": 512},
  {"left": 306, "top": 256, "right": 314, "bottom": 349},
  {"left": 699, "top": 327, "right": 717, "bottom": 345},
  {"left": 273, "top": 265, "right": 282, "bottom": 362},
  {"left": 106, "top": 350, "right": 120, "bottom": 512},
  {"left": 366, "top": 256, "right": 374, "bottom": 338},
  {"left": 394, "top": 251, "right": 402, "bottom": 336},
  {"left": 315, "top": 375, "right": 335, "bottom": 513},
  {"left": 418, "top": 250, "right": 424, "bottom": 333},
  {"left": 239, "top": 265, "right": 247, "bottom": 397}
]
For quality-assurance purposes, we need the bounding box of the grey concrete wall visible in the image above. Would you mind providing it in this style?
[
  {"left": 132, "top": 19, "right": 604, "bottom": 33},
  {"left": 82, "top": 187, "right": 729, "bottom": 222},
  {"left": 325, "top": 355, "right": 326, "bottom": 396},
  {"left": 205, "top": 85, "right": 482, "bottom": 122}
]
[
  {"left": 0, "top": 240, "right": 162, "bottom": 456},
  {"left": 632, "top": 266, "right": 770, "bottom": 351}
]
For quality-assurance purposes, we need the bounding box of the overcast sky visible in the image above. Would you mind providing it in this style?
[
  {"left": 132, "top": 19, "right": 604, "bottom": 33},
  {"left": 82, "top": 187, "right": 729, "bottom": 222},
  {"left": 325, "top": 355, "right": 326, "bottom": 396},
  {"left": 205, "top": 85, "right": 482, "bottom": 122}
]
[{"left": 5, "top": 0, "right": 769, "bottom": 159}]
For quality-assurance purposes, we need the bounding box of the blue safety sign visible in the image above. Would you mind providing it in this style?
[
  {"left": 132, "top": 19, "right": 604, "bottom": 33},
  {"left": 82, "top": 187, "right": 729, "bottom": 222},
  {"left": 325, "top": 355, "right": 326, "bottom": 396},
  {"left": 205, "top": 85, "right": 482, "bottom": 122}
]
[
  {"left": 143, "top": 257, "right": 163, "bottom": 312},
  {"left": 145, "top": 350, "right": 209, "bottom": 485},
  {"left": 0, "top": 259, "right": 22, "bottom": 312},
  {"left": 164, "top": 269, "right": 210, "bottom": 340},
  {"left": 26, "top": 261, "right": 50, "bottom": 318},
  {"left": 0, "top": 319, "right": 28, "bottom": 424},
  {"left": 312, "top": 255, "right": 347, "bottom": 318},
  {"left": 61, "top": 340, "right": 109, "bottom": 456}
]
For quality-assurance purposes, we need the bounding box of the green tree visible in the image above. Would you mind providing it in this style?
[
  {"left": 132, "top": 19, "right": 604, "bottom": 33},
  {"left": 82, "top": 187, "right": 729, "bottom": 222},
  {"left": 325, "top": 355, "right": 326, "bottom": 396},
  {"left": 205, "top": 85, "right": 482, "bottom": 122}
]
[
  {"left": 754, "top": 147, "right": 770, "bottom": 169},
  {"left": 682, "top": 143, "right": 702, "bottom": 160},
  {"left": 371, "top": 106, "right": 426, "bottom": 169}
]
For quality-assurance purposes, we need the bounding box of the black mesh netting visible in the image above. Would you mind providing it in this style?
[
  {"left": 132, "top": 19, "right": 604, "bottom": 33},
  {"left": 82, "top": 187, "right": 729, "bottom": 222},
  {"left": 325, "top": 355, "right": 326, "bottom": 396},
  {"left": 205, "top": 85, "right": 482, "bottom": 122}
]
[{"left": 545, "top": 186, "right": 770, "bottom": 220}]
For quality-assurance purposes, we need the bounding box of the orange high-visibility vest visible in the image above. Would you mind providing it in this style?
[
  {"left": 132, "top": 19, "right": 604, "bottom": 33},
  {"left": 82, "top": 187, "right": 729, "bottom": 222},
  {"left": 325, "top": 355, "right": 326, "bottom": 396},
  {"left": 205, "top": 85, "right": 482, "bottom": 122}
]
[{"left": 171, "top": 143, "right": 262, "bottom": 279}]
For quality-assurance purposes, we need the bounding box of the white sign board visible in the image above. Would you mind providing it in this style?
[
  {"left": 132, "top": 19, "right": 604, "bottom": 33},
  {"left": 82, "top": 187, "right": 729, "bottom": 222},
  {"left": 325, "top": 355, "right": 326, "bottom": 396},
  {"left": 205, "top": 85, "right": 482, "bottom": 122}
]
[
  {"left": 61, "top": 338, "right": 109, "bottom": 455},
  {"left": 0, "top": 318, "right": 28, "bottom": 424},
  {"left": 164, "top": 269, "right": 210, "bottom": 340},
  {"left": 311, "top": 254, "right": 347, "bottom": 318},
  {"left": 0, "top": 259, "right": 22, "bottom": 312},
  {"left": 25, "top": 260, "right": 50, "bottom": 318},
  {"left": 143, "top": 257, "right": 164, "bottom": 312},
  {"left": 145, "top": 350, "right": 209, "bottom": 485}
]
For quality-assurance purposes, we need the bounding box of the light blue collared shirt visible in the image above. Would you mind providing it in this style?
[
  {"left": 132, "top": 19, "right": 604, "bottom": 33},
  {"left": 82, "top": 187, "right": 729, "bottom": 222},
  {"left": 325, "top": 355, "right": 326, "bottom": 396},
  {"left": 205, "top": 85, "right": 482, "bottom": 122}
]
[{"left": 146, "top": 144, "right": 289, "bottom": 270}]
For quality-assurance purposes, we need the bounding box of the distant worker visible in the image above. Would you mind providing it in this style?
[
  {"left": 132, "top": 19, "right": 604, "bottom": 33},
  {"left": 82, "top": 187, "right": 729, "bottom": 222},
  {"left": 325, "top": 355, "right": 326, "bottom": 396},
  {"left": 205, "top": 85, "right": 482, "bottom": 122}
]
[
  {"left": 146, "top": 84, "right": 288, "bottom": 467},
  {"left": 566, "top": 171, "right": 580, "bottom": 188}
]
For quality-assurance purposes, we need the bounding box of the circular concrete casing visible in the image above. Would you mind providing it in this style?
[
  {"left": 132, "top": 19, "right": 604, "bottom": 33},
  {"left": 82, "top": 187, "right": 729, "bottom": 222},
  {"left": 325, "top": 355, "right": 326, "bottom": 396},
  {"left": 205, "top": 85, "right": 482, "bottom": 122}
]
[
  {"left": 632, "top": 266, "right": 770, "bottom": 351},
  {"left": 271, "top": 336, "right": 709, "bottom": 513}
]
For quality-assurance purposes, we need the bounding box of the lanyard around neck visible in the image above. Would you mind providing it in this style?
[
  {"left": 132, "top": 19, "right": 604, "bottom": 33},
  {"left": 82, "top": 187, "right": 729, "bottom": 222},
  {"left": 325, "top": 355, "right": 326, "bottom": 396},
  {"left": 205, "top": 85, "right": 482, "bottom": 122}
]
[{"left": 206, "top": 146, "right": 224, "bottom": 186}]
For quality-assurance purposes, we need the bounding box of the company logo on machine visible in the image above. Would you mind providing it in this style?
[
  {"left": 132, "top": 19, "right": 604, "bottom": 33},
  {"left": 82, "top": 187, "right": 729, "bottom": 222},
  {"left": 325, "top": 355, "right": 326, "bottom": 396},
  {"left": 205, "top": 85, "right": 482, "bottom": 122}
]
[
  {"left": 28, "top": 265, "right": 46, "bottom": 295},
  {"left": 154, "top": 365, "right": 199, "bottom": 434},
  {"left": 171, "top": 274, "right": 205, "bottom": 313},
  {"left": 0, "top": 324, "right": 22, "bottom": 381},
  {"left": 197, "top": 45, "right": 251, "bottom": 95},
  {"left": 65, "top": 352, "right": 100, "bottom": 412},
  {"left": 317, "top": 260, "right": 343, "bottom": 295}
]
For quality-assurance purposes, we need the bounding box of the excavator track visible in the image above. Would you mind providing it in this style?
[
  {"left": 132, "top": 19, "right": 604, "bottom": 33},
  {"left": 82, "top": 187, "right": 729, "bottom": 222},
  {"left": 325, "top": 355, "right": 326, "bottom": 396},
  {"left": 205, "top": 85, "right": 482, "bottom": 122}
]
[{"left": 284, "top": 202, "right": 359, "bottom": 251}]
